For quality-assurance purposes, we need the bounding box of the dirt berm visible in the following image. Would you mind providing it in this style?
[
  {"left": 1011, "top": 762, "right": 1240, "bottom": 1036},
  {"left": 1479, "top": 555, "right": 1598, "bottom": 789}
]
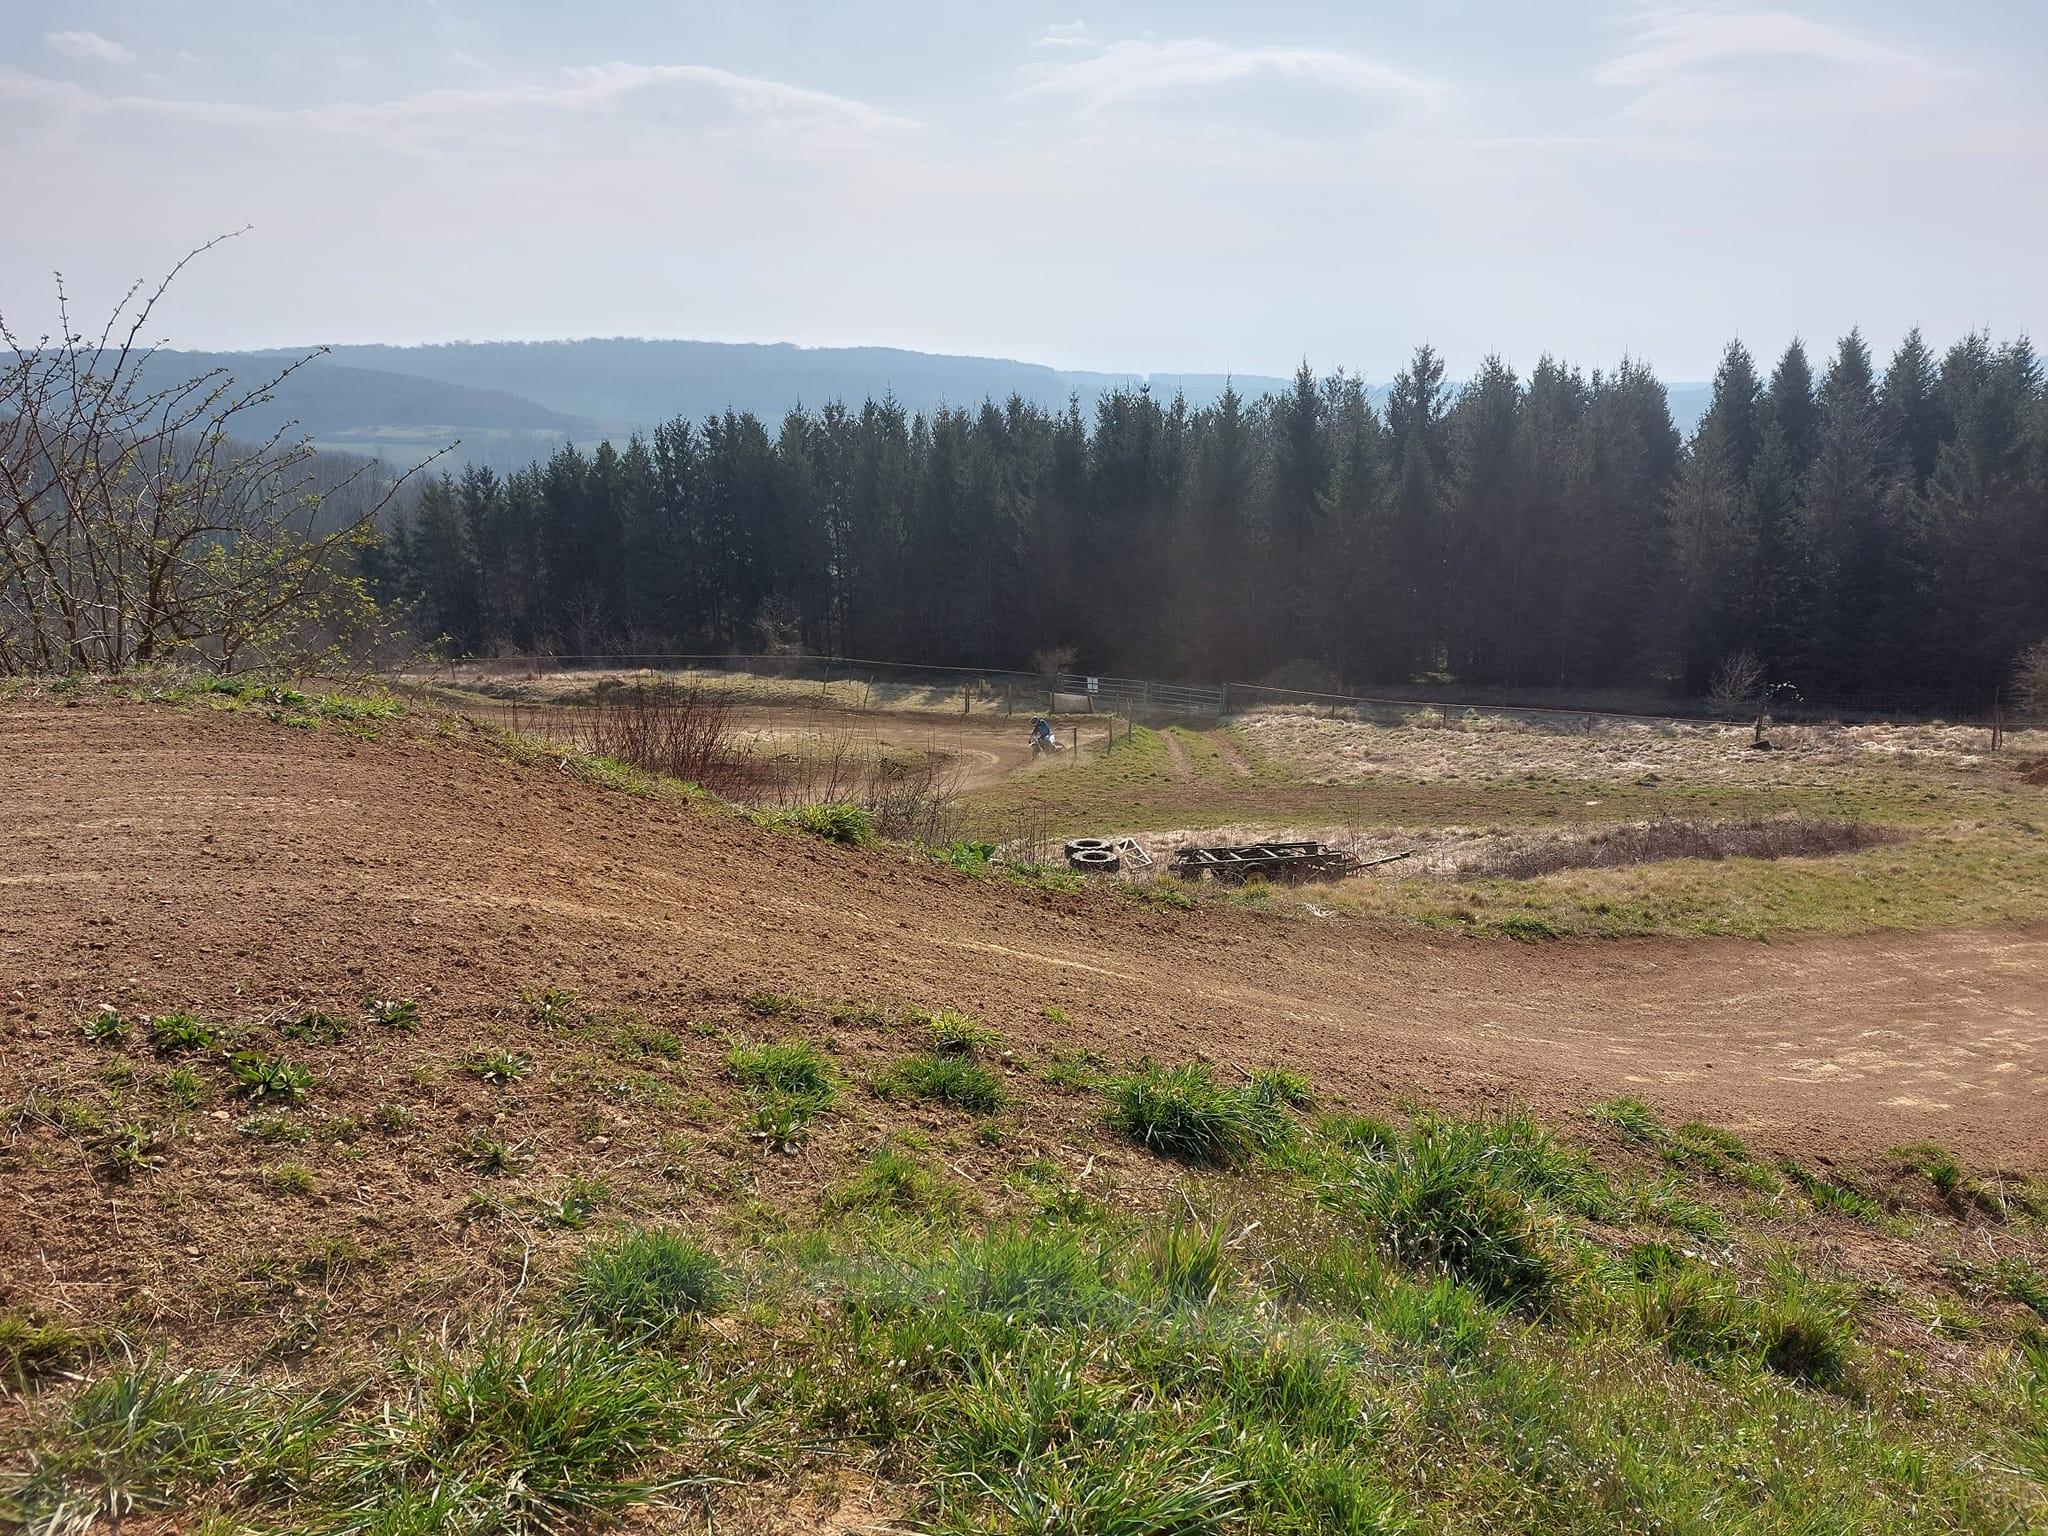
[{"left": 4, "top": 698, "right": 2043, "bottom": 1168}]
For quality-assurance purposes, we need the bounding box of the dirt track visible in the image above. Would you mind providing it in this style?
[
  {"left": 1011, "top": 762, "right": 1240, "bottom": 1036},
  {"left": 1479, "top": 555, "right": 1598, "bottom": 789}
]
[
  {"left": 4, "top": 699, "right": 2044, "bottom": 1166},
  {"left": 461, "top": 698, "right": 1055, "bottom": 792}
]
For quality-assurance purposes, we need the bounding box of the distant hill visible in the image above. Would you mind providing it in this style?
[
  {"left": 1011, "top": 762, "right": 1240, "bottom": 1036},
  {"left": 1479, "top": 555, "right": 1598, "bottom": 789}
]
[
  {"left": 147, "top": 338, "right": 1712, "bottom": 471},
  {"left": 255, "top": 339, "right": 1294, "bottom": 432},
  {"left": 129, "top": 350, "right": 588, "bottom": 471}
]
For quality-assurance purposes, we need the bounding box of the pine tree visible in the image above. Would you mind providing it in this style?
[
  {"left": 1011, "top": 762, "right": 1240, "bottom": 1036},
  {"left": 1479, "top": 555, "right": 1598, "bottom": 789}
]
[
  {"left": 1879, "top": 329, "right": 1946, "bottom": 488},
  {"left": 1765, "top": 340, "right": 1820, "bottom": 475},
  {"left": 408, "top": 474, "right": 483, "bottom": 652},
  {"left": 1441, "top": 356, "right": 1521, "bottom": 681},
  {"left": 1384, "top": 346, "right": 1451, "bottom": 677}
]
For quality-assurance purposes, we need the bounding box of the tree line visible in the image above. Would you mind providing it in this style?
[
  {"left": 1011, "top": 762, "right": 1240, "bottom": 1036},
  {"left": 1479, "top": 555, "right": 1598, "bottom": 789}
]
[{"left": 369, "top": 329, "right": 2047, "bottom": 708}]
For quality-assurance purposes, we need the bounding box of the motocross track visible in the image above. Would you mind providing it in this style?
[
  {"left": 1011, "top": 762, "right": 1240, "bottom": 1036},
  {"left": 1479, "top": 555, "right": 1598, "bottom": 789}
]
[
  {"left": 460, "top": 700, "right": 1053, "bottom": 792},
  {"left": 3, "top": 698, "right": 2044, "bottom": 1168}
]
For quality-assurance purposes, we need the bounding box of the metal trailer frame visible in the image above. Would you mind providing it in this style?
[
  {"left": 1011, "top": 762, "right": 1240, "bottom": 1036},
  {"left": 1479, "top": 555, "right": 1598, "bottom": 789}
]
[{"left": 1167, "top": 841, "right": 1360, "bottom": 884}]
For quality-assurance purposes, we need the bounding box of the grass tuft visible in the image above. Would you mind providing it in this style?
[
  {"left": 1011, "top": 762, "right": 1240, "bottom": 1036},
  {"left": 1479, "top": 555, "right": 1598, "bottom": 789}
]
[
  {"left": 333, "top": 1324, "right": 677, "bottom": 1532},
  {"left": 726, "top": 1038, "right": 835, "bottom": 1101},
  {"left": 1635, "top": 1254, "right": 1858, "bottom": 1387},
  {"left": 873, "top": 1053, "right": 1008, "bottom": 1114},
  {"left": 1104, "top": 1063, "right": 1292, "bottom": 1167},
  {"left": 913, "top": 1008, "right": 1003, "bottom": 1057},
  {"left": 3, "top": 1363, "right": 339, "bottom": 1530},
  {"left": 0, "top": 1310, "right": 90, "bottom": 1389},
  {"left": 1328, "top": 1113, "right": 1575, "bottom": 1308},
  {"left": 823, "top": 1145, "right": 969, "bottom": 1220},
  {"left": 771, "top": 802, "right": 878, "bottom": 847},
  {"left": 561, "top": 1229, "right": 725, "bottom": 1338}
]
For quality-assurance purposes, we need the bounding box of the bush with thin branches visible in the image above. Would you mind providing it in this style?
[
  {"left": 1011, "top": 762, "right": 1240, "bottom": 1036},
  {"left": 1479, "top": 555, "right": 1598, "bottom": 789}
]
[{"left": 1, "top": 234, "right": 434, "bottom": 675}]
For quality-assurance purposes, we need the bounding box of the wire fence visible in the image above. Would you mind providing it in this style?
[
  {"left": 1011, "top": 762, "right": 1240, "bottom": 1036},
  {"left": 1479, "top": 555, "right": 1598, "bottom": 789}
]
[{"left": 422, "top": 651, "right": 2008, "bottom": 733}]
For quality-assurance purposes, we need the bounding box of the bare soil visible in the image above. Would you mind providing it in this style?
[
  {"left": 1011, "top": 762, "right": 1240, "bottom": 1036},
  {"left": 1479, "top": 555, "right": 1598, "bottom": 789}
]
[{"left": 3, "top": 698, "right": 2042, "bottom": 1170}]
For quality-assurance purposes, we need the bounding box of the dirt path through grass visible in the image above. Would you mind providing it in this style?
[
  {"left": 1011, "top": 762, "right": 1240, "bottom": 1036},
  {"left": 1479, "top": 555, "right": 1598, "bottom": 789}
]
[
  {"left": 1159, "top": 727, "right": 1196, "bottom": 781},
  {"left": 1211, "top": 727, "right": 1254, "bottom": 777}
]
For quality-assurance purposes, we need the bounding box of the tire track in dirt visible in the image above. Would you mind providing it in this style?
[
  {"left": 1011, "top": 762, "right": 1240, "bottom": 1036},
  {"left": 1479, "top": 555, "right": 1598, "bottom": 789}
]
[
  {"left": 1211, "top": 729, "right": 1254, "bottom": 778},
  {"left": 4, "top": 699, "right": 2044, "bottom": 1166},
  {"left": 1160, "top": 728, "right": 1196, "bottom": 781}
]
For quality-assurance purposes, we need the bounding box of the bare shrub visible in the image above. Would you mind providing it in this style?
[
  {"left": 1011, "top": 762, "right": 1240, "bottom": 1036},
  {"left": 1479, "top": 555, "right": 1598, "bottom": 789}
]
[
  {"left": 2014, "top": 637, "right": 2048, "bottom": 721},
  {"left": 753, "top": 595, "right": 805, "bottom": 674},
  {"left": 582, "top": 684, "right": 746, "bottom": 793},
  {"left": 2, "top": 236, "right": 431, "bottom": 674},
  {"left": 1707, "top": 651, "right": 1765, "bottom": 720},
  {"left": 1031, "top": 644, "right": 1077, "bottom": 690},
  {"left": 993, "top": 806, "right": 1060, "bottom": 868},
  {"left": 862, "top": 755, "right": 963, "bottom": 844},
  {"left": 745, "top": 731, "right": 962, "bottom": 843},
  {"left": 1456, "top": 816, "right": 1895, "bottom": 881}
]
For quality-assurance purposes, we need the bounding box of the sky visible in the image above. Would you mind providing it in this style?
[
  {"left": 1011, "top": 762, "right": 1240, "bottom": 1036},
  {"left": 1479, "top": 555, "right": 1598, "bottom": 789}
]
[{"left": 3, "top": 1, "right": 2043, "bottom": 380}]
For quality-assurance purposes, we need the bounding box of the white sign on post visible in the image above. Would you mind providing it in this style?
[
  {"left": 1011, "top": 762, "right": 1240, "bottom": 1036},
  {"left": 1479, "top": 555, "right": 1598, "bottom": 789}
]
[{"left": 1085, "top": 676, "right": 1099, "bottom": 695}]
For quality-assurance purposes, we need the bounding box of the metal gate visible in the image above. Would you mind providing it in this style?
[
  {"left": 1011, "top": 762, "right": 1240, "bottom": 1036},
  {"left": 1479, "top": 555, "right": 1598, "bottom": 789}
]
[{"left": 1059, "top": 674, "right": 1224, "bottom": 717}]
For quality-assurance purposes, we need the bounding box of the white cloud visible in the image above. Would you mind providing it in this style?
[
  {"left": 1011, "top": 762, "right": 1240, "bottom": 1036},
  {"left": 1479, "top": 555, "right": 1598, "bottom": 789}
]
[
  {"left": 44, "top": 30, "right": 135, "bottom": 66},
  {"left": 1017, "top": 37, "right": 1445, "bottom": 118},
  {"left": 1035, "top": 21, "right": 1091, "bottom": 51},
  {"left": 0, "top": 59, "right": 919, "bottom": 164},
  {"left": 558, "top": 62, "right": 919, "bottom": 136},
  {"left": 1597, "top": 7, "right": 1955, "bottom": 124}
]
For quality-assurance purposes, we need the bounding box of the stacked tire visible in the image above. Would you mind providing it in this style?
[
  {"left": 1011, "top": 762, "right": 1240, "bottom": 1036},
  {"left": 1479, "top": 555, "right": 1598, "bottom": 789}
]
[{"left": 1064, "top": 838, "right": 1121, "bottom": 873}]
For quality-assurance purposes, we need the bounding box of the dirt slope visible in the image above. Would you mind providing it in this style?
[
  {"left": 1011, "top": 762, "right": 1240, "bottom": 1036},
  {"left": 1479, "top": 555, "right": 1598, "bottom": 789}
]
[{"left": 3, "top": 698, "right": 2044, "bottom": 1167}]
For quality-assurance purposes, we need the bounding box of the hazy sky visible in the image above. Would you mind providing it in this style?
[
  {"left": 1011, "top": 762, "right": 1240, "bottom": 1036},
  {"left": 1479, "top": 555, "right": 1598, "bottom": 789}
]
[{"left": 4, "top": 2, "right": 2043, "bottom": 379}]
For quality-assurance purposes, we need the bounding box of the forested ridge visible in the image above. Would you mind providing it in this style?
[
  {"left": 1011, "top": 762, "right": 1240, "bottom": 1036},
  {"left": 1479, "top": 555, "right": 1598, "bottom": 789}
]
[{"left": 372, "top": 330, "right": 2048, "bottom": 707}]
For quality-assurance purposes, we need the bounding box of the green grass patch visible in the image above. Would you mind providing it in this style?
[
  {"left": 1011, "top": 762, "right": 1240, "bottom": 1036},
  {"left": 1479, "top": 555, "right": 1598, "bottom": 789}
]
[
  {"left": 1634, "top": 1253, "right": 1859, "bottom": 1388},
  {"left": 823, "top": 1145, "right": 970, "bottom": 1220},
  {"left": 1593, "top": 1096, "right": 1778, "bottom": 1190},
  {"left": 1103, "top": 1062, "right": 1294, "bottom": 1167},
  {"left": 463, "top": 1049, "right": 533, "bottom": 1086},
  {"left": 328, "top": 1323, "right": 679, "bottom": 1531},
  {"left": 763, "top": 802, "right": 877, "bottom": 847},
  {"left": 1318, "top": 1111, "right": 1591, "bottom": 1309},
  {"left": 909, "top": 1007, "right": 1002, "bottom": 1057},
  {"left": 145, "top": 1012, "right": 217, "bottom": 1054},
  {"left": 873, "top": 1053, "right": 1008, "bottom": 1114},
  {"left": 561, "top": 1229, "right": 725, "bottom": 1338},
  {"left": 725, "top": 1039, "right": 835, "bottom": 1101},
  {"left": 12, "top": 1095, "right": 2048, "bottom": 1536},
  {"left": 0, "top": 1310, "right": 91, "bottom": 1388},
  {"left": 1779, "top": 1159, "right": 1887, "bottom": 1223}
]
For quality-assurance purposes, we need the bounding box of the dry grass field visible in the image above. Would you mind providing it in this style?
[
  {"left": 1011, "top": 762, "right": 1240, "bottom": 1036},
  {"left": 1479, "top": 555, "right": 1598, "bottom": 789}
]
[{"left": 961, "top": 706, "right": 2048, "bottom": 941}]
